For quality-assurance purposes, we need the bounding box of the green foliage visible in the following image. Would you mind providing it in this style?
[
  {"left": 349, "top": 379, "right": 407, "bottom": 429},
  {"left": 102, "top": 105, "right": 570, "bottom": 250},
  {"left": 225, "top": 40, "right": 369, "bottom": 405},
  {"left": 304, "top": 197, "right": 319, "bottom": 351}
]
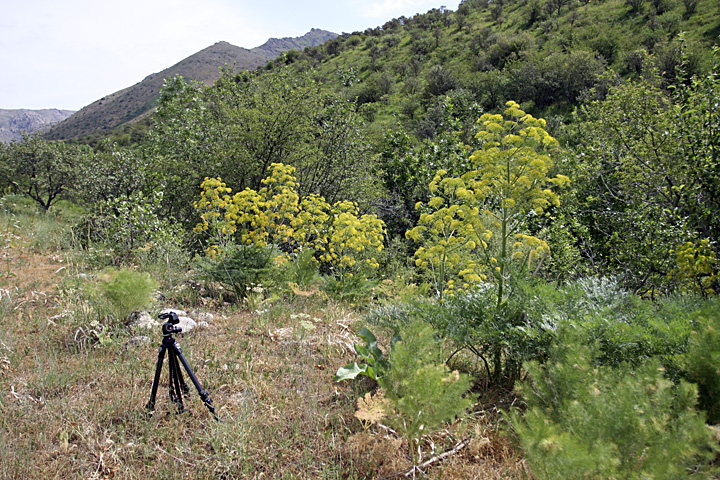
[
  {"left": 76, "top": 190, "right": 184, "bottom": 266},
  {"left": 320, "top": 272, "right": 379, "bottom": 304},
  {"left": 94, "top": 268, "right": 158, "bottom": 322},
  {"left": 196, "top": 243, "right": 274, "bottom": 300},
  {"left": 149, "top": 68, "right": 377, "bottom": 226},
  {"left": 510, "top": 328, "right": 715, "bottom": 480},
  {"left": 0, "top": 134, "right": 91, "bottom": 211},
  {"left": 74, "top": 143, "right": 150, "bottom": 206},
  {"left": 680, "top": 298, "right": 720, "bottom": 424},
  {"left": 367, "top": 277, "right": 558, "bottom": 384},
  {"left": 334, "top": 327, "right": 392, "bottom": 382},
  {"left": 572, "top": 49, "right": 720, "bottom": 294},
  {"left": 378, "top": 320, "right": 476, "bottom": 465},
  {"left": 558, "top": 277, "right": 696, "bottom": 373},
  {"left": 273, "top": 247, "right": 321, "bottom": 292}
]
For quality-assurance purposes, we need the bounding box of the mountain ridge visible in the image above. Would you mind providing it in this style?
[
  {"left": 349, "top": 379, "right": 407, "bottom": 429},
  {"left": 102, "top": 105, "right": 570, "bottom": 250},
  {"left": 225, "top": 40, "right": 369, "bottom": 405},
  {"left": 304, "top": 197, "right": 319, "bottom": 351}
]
[
  {"left": 0, "top": 109, "right": 75, "bottom": 143},
  {"left": 43, "top": 29, "right": 337, "bottom": 141}
]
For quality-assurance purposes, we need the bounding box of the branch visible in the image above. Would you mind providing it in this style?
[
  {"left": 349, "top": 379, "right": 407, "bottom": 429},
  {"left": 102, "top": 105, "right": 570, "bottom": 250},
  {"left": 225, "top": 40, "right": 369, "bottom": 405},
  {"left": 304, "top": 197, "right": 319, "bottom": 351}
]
[{"left": 402, "top": 437, "right": 471, "bottom": 477}]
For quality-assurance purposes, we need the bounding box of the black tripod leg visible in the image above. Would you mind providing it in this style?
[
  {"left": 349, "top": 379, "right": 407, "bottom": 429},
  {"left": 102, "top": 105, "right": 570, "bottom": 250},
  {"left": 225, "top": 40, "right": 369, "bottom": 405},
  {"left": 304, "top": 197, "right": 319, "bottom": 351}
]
[
  {"left": 172, "top": 341, "right": 218, "bottom": 420},
  {"left": 168, "top": 349, "right": 186, "bottom": 414},
  {"left": 170, "top": 346, "right": 190, "bottom": 395},
  {"left": 146, "top": 343, "right": 167, "bottom": 413}
]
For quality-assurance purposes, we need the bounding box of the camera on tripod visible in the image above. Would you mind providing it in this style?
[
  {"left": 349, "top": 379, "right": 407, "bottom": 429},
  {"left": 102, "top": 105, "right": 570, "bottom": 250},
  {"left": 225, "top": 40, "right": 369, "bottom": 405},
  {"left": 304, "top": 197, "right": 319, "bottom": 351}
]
[
  {"left": 147, "top": 311, "right": 218, "bottom": 420},
  {"left": 159, "top": 311, "right": 183, "bottom": 336}
]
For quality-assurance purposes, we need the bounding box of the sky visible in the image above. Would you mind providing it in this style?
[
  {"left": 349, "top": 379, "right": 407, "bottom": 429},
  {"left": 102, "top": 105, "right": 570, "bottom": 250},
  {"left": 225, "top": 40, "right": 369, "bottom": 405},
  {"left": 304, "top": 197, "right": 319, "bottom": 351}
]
[{"left": 0, "top": 0, "right": 447, "bottom": 111}]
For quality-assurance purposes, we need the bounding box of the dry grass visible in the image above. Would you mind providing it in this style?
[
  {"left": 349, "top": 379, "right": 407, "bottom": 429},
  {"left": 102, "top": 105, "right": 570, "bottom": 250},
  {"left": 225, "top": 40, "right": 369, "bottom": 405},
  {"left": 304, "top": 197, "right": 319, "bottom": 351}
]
[{"left": 0, "top": 214, "right": 527, "bottom": 479}]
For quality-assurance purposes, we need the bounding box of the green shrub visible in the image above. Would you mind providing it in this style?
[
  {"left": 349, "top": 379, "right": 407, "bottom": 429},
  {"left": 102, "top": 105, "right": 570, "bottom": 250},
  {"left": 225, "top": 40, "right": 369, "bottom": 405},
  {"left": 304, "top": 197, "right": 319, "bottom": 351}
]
[
  {"left": 75, "top": 191, "right": 182, "bottom": 265},
  {"left": 95, "top": 268, "right": 158, "bottom": 321},
  {"left": 509, "top": 328, "right": 715, "bottom": 480},
  {"left": 365, "top": 277, "right": 558, "bottom": 385},
  {"left": 197, "top": 243, "right": 273, "bottom": 300},
  {"left": 681, "top": 298, "right": 720, "bottom": 424},
  {"left": 273, "top": 248, "right": 321, "bottom": 293},
  {"left": 559, "top": 277, "right": 699, "bottom": 374},
  {"left": 321, "top": 273, "right": 378, "bottom": 304}
]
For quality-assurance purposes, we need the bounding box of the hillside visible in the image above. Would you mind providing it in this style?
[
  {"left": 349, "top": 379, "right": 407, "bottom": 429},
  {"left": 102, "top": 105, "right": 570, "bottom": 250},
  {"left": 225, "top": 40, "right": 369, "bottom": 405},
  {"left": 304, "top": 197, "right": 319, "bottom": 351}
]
[
  {"left": 44, "top": 29, "right": 337, "bottom": 141},
  {"left": 0, "top": 108, "right": 74, "bottom": 143},
  {"left": 270, "top": 0, "right": 720, "bottom": 139}
]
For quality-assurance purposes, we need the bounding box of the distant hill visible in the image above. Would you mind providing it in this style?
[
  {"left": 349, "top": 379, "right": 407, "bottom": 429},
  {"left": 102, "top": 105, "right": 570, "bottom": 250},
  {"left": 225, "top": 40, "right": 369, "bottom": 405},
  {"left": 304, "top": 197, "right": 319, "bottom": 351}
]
[
  {"left": 44, "top": 28, "right": 337, "bottom": 140},
  {"left": 0, "top": 109, "right": 75, "bottom": 143}
]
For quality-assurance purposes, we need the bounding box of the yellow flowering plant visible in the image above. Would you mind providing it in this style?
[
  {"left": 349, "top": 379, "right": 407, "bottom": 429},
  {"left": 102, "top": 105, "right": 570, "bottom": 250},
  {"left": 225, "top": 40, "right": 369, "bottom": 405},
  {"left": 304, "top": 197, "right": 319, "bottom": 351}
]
[
  {"left": 194, "top": 163, "right": 386, "bottom": 282},
  {"left": 406, "top": 101, "right": 569, "bottom": 303}
]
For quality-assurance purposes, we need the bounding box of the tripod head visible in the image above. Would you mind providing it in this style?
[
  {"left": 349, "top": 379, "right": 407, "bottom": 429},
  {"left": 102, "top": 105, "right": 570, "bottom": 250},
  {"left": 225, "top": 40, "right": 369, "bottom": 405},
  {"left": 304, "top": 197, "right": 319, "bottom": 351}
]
[{"left": 159, "top": 311, "right": 182, "bottom": 337}]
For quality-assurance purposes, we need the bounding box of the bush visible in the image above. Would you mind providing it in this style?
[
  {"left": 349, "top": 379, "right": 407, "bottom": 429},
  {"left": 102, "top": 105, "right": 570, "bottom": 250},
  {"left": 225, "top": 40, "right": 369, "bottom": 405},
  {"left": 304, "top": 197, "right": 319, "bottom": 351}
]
[
  {"left": 559, "top": 277, "right": 698, "bottom": 374},
  {"left": 510, "top": 327, "right": 715, "bottom": 480},
  {"left": 196, "top": 243, "right": 274, "bottom": 300},
  {"left": 366, "top": 277, "right": 558, "bottom": 385},
  {"left": 681, "top": 298, "right": 720, "bottom": 424},
  {"left": 95, "top": 268, "right": 158, "bottom": 322},
  {"left": 76, "top": 191, "right": 183, "bottom": 265}
]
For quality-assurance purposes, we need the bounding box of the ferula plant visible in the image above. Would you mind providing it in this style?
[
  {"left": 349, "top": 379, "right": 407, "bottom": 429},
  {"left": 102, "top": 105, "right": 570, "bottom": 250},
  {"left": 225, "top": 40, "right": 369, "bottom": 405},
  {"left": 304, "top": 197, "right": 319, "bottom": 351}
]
[
  {"left": 194, "top": 163, "right": 386, "bottom": 275},
  {"left": 406, "top": 101, "right": 569, "bottom": 301}
]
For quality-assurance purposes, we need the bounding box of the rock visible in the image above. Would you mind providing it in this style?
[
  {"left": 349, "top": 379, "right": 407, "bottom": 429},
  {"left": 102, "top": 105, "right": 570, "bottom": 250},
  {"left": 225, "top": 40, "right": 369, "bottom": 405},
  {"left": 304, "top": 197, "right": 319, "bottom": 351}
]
[
  {"left": 126, "top": 311, "right": 160, "bottom": 331},
  {"left": 193, "top": 312, "right": 214, "bottom": 323},
  {"left": 126, "top": 336, "right": 151, "bottom": 348},
  {"left": 177, "top": 316, "right": 197, "bottom": 333},
  {"left": 160, "top": 308, "right": 188, "bottom": 317}
]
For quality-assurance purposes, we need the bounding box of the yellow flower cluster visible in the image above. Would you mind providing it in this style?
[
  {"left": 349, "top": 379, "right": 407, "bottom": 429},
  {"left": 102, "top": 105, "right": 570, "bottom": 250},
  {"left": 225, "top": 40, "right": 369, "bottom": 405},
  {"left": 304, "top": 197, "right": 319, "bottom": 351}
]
[
  {"left": 193, "top": 177, "right": 237, "bottom": 255},
  {"left": 670, "top": 239, "right": 718, "bottom": 295},
  {"left": 194, "top": 163, "right": 386, "bottom": 271},
  {"left": 406, "top": 101, "right": 569, "bottom": 297},
  {"left": 406, "top": 169, "right": 489, "bottom": 298}
]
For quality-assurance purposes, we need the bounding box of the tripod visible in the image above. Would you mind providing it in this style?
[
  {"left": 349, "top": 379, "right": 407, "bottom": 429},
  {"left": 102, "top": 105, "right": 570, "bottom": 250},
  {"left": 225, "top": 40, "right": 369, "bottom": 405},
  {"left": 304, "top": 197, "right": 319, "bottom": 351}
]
[{"left": 146, "top": 312, "right": 218, "bottom": 420}]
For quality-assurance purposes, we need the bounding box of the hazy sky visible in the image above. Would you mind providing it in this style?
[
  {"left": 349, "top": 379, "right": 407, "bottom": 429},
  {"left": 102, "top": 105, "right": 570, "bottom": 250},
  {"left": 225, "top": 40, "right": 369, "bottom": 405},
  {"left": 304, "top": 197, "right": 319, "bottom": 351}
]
[{"left": 1, "top": 0, "right": 445, "bottom": 111}]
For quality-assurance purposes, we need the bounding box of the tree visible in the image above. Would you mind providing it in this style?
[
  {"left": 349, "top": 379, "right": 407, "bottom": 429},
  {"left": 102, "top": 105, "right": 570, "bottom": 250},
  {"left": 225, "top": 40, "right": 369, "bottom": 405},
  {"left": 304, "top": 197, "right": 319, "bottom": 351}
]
[
  {"left": 75, "top": 143, "right": 150, "bottom": 206},
  {"left": 149, "top": 67, "right": 376, "bottom": 226},
  {"left": 0, "top": 134, "right": 90, "bottom": 211},
  {"left": 571, "top": 61, "right": 720, "bottom": 294}
]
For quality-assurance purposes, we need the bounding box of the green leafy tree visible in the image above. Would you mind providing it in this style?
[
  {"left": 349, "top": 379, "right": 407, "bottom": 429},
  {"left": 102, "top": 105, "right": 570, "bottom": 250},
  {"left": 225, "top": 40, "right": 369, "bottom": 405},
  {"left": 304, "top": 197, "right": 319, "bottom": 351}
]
[
  {"left": 0, "top": 134, "right": 91, "bottom": 211},
  {"left": 149, "top": 68, "right": 376, "bottom": 225},
  {"left": 573, "top": 54, "right": 720, "bottom": 294},
  {"left": 75, "top": 143, "right": 150, "bottom": 206}
]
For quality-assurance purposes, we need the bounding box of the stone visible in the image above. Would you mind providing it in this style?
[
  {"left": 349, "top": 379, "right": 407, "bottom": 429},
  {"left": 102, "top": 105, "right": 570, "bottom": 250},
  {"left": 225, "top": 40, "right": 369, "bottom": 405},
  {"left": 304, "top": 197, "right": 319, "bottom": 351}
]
[
  {"left": 126, "top": 311, "right": 160, "bottom": 331},
  {"left": 126, "top": 336, "right": 151, "bottom": 348}
]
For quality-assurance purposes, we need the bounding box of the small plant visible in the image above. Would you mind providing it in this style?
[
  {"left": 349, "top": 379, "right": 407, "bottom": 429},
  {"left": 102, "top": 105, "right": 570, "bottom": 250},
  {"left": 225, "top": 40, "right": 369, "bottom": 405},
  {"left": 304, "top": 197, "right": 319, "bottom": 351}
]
[
  {"left": 334, "top": 327, "right": 392, "bottom": 382},
  {"left": 95, "top": 267, "right": 158, "bottom": 322},
  {"left": 378, "top": 320, "right": 476, "bottom": 466},
  {"left": 197, "top": 243, "right": 274, "bottom": 300}
]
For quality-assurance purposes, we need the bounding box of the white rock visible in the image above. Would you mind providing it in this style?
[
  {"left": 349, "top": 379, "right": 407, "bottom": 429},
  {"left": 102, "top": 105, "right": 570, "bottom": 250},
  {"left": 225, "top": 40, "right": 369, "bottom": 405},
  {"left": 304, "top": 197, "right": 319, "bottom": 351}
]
[{"left": 177, "top": 316, "right": 197, "bottom": 333}]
